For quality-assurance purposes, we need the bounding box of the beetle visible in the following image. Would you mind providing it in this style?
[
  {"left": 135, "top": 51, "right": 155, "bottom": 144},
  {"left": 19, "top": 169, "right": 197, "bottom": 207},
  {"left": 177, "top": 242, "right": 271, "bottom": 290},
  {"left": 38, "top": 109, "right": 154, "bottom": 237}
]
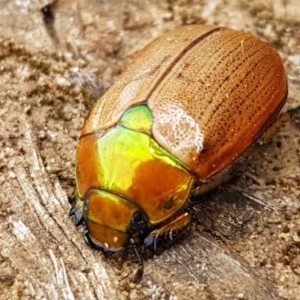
[{"left": 70, "top": 25, "right": 287, "bottom": 275}]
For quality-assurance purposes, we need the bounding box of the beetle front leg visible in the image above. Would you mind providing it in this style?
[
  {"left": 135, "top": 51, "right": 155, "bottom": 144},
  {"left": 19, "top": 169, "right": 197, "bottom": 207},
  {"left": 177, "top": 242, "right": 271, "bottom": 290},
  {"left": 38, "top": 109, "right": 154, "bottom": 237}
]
[
  {"left": 69, "top": 195, "right": 84, "bottom": 226},
  {"left": 143, "top": 212, "right": 191, "bottom": 251}
]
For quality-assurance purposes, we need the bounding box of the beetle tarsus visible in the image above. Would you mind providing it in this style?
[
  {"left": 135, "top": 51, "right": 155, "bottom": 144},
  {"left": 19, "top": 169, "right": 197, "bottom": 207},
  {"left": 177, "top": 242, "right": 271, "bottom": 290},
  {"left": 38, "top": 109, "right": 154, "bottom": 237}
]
[
  {"left": 143, "top": 235, "right": 157, "bottom": 251},
  {"left": 69, "top": 205, "right": 76, "bottom": 216},
  {"left": 74, "top": 210, "right": 84, "bottom": 226},
  {"left": 133, "top": 266, "right": 144, "bottom": 283},
  {"left": 69, "top": 205, "right": 84, "bottom": 226},
  {"left": 130, "top": 238, "right": 144, "bottom": 283}
]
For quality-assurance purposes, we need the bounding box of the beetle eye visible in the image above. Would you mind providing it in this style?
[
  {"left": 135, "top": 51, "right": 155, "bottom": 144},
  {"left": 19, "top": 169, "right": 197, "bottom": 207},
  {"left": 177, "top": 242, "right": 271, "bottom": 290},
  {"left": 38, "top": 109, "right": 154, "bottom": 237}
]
[{"left": 130, "top": 211, "right": 150, "bottom": 234}]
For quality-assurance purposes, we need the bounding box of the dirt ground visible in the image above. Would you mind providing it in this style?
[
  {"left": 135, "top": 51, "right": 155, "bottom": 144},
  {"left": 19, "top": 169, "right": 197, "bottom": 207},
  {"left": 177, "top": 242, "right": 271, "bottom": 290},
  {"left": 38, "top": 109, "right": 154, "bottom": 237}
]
[{"left": 0, "top": 0, "right": 300, "bottom": 299}]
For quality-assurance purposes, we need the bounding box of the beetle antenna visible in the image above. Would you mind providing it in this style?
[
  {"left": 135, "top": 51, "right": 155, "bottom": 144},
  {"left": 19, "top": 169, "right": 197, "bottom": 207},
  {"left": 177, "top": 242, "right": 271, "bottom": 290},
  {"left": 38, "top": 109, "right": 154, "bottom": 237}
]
[{"left": 130, "top": 238, "right": 144, "bottom": 283}]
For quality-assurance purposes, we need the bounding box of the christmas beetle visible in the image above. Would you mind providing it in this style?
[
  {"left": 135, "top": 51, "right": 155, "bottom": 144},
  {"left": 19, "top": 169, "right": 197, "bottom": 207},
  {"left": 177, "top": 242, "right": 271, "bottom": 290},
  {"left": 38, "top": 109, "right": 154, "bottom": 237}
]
[{"left": 70, "top": 25, "right": 287, "bottom": 275}]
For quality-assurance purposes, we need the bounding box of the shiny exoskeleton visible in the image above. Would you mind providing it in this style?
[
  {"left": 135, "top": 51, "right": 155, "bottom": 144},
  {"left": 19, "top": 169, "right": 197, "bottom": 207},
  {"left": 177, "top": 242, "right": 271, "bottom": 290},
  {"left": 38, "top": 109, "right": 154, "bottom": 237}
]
[{"left": 70, "top": 25, "right": 287, "bottom": 268}]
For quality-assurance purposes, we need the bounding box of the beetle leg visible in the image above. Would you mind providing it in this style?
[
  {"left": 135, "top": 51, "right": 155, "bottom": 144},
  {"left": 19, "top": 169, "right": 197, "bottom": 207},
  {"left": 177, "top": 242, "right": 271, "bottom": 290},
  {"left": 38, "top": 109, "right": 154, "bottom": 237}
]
[
  {"left": 143, "top": 212, "right": 191, "bottom": 251},
  {"left": 74, "top": 211, "right": 83, "bottom": 226},
  {"left": 129, "top": 238, "right": 144, "bottom": 283},
  {"left": 69, "top": 197, "right": 84, "bottom": 226}
]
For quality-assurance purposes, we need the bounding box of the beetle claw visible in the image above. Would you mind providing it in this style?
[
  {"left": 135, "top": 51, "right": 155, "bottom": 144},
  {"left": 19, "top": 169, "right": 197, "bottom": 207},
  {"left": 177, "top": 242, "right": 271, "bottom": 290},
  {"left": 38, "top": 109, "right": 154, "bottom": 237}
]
[
  {"left": 74, "top": 210, "right": 84, "bottom": 226},
  {"left": 69, "top": 205, "right": 76, "bottom": 216},
  {"left": 143, "top": 235, "right": 157, "bottom": 251},
  {"left": 130, "top": 238, "right": 144, "bottom": 283},
  {"left": 69, "top": 205, "right": 84, "bottom": 226},
  {"left": 133, "top": 265, "right": 144, "bottom": 283}
]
